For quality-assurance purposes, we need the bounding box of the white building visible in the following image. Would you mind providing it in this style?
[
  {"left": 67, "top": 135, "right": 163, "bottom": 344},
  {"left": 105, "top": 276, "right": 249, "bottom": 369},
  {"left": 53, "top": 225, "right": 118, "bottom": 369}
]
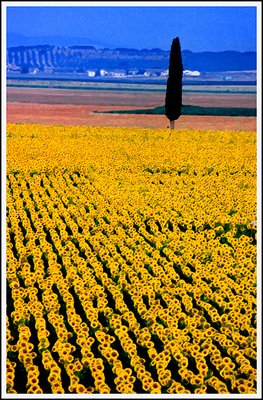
[
  {"left": 183, "top": 70, "right": 201, "bottom": 77},
  {"left": 161, "top": 69, "right": 169, "bottom": 76},
  {"left": 100, "top": 69, "right": 108, "bottom": 76},
  {"left": 86, "top": 70, "right": 96, "bottom": 77},
  {"left": 112, "top": 71, "right": 126, "bottom": 77}
]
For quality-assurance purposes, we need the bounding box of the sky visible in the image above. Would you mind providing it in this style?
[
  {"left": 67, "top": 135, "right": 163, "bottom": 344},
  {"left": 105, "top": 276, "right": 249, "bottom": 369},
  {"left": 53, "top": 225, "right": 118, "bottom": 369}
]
[{"left": 4, "top": 2, "right": 259, "bottom": 52}]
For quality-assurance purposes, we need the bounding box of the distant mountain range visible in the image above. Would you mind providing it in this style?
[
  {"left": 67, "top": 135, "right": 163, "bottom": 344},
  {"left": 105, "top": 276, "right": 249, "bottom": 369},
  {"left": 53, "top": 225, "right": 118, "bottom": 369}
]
[{"left": 6, "top": 43, "right": 256, "bottom": 74}]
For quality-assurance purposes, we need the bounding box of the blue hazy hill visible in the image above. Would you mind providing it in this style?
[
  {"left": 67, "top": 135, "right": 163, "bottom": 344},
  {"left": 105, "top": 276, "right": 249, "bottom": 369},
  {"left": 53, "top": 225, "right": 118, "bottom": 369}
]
[{"left": 7, "top": 33, "right": 256, "bottom": 73}]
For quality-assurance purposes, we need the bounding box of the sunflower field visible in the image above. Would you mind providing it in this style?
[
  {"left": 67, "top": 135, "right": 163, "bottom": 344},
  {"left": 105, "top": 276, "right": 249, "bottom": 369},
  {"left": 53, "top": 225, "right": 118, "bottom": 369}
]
[{"left": 6, "top": 123, "right": 257, "bottom": 394}]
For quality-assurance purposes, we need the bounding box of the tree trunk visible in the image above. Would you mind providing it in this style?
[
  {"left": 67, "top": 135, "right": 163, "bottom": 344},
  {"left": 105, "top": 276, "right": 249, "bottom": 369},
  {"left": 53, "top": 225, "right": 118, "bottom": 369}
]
[{"left": 170, "top": 120, "right": 175, "bottom": 129}]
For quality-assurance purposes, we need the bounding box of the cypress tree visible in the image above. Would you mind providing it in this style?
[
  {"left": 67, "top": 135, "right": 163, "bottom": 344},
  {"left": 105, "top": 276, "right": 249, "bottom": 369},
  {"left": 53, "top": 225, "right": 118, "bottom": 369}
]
[{"left": 165, "top": 37, "right": 183, "bottom": 129}]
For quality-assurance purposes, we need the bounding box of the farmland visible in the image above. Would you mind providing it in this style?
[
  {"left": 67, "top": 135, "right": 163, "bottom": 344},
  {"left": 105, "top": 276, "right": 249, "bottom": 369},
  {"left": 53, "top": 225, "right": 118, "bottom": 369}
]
[
  {"left": 6, "top": 83, "right": 257, "bottom": 131},
  {"left": 6, "top": 123, "right": 257, "bottom": 394}
]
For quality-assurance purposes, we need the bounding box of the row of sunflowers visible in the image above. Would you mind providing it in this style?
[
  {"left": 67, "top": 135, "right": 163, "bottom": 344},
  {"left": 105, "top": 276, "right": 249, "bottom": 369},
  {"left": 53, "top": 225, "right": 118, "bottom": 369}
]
[{"left": 6, "top": 123, "right": 257, "bottom": 394}]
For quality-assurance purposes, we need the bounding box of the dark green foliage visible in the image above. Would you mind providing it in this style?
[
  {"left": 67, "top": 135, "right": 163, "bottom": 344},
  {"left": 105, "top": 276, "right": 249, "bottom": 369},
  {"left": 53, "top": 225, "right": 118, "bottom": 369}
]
[
  {"left": 165, "top": 37, "right": 183, "bottom": 121},
  {"left": 97, "top": 104, "right": 256, "bottom": 117}
]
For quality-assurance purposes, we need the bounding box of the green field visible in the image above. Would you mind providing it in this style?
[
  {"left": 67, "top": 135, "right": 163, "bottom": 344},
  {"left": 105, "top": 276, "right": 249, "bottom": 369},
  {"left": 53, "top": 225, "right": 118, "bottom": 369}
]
[{"left": 96, "top": 104, "right": 256, "bottom": 117}]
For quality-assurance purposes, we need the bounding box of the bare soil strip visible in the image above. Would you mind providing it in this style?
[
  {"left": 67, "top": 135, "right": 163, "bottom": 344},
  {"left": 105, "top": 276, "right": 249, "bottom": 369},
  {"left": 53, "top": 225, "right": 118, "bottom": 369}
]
[
  {"left": 6, "top": 87, "right": 256, "bottom": 131},
  {"left": 7, "top": 87, "right": 256, "bottom": 108},
  {"left": 6, "top": 103, "right": 256, "bottom": 131}
]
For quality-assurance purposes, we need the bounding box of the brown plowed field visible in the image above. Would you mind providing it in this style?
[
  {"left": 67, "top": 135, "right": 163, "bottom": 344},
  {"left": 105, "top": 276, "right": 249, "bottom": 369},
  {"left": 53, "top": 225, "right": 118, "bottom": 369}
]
[{"left": 6, "top": 87, "right": 256, "bottom": 131}]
